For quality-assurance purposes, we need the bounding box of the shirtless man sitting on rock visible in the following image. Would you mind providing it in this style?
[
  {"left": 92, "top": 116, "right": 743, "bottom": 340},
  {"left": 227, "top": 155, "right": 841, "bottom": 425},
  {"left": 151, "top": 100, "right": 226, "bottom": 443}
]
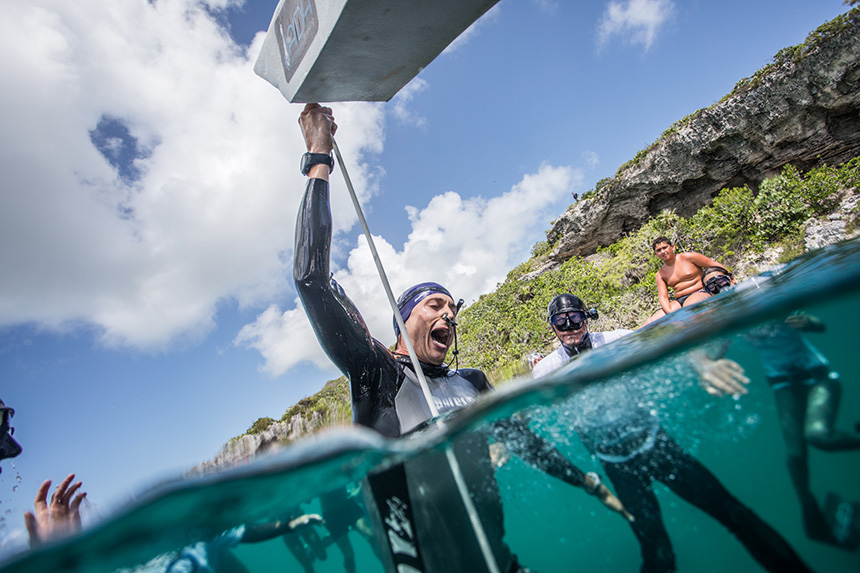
[{"left": 642, "top": 236, "right": 724, "bottom": 326}]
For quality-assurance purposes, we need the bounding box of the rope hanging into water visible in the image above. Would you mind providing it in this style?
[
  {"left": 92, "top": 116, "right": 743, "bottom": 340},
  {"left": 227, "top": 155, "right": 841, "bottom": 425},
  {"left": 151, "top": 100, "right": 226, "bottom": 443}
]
[{"left": 331, "top": 137, "right": 500, "bottom": 573}]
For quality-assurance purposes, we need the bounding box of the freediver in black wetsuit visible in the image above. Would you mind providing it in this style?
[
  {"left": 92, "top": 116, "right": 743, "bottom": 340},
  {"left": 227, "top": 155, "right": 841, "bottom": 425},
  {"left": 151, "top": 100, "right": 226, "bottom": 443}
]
[
  {"left": 533, "top": 293, "right": 813, "bottom": 573},
  {"left": 293, "top": 103, "right": 631, "bottom": 573},
  {"left": 693, "top": 268, "right": 860, "bottom": 550}
]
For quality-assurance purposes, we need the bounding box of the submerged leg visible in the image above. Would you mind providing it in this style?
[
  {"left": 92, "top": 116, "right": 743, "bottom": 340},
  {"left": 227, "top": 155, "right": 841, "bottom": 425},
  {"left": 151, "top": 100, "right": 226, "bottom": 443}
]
[
  {"left": 602, "top": 458, "right": 675, "bottom": 573},
  {"left": 334, "top": 535, "right": 356, "bottom": 573},
  {"left": 282, "top": 533, "right": 316, "bottom": 573},
  {"left": 805, "top": 378, "right": 860, "bottom": 451},
  {"left": 772, "top": 385, "right": 833, "bottom": 542},
  {"left": 655, "top": 431, "right": 812, "bottom": 572}
]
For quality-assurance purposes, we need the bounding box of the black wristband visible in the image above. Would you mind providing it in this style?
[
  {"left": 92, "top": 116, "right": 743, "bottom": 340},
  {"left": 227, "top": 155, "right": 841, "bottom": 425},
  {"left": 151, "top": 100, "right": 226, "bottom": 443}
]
[{"left": 301, "top": 152, "right": 334, "bottom": 176}]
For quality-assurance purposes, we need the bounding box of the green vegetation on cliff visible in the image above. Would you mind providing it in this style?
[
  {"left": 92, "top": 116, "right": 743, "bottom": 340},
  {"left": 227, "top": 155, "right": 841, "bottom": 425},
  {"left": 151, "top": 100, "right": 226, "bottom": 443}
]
[
  {"left": 458, "top": 159, "right": 860, "bottom": 380},
  {"left": 233, "top": 377, "right": 352, "bottom": 442}
]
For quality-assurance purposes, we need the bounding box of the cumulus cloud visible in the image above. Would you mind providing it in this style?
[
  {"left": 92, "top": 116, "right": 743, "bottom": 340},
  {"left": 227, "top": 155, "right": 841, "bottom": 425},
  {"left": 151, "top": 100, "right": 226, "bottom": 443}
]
[
  {"left": 1, "top": 0, "right": 568, "bottom": 380},
  {"left": 581, "top": 150, "right": 600, "bottom": 169},
  {"left": 597, "top": 0, "right": 674, "bottom": 51},
  {"left": 531, "top": 0, "right": 560, "bottom": 15},
  {"left": 0, "top": 0, "right": 383, "bottom": 349},
  {"left": 237, "top": 164, "right": 581, "bottom": 376},
  {"left": 390, "top": 78, "right": 429, "bottom": 128}
]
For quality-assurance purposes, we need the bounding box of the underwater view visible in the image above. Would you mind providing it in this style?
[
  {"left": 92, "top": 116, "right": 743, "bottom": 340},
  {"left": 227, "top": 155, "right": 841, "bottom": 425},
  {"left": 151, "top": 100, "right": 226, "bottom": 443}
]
[{"left": 2, "top": 238, "right": 859, "bottom": 572}]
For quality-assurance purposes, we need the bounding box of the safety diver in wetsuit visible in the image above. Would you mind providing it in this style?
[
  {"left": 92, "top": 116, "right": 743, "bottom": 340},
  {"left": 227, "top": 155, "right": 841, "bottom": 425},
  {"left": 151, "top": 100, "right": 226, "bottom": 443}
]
[
  {"left": 692, "top": 267, "right": 860, "bottom": 549},
  {"left": 293, "top": 103, "right": 631, "bottom": 573},
  {"left": 532, "top": 293, "right": 813, "bottom": 573}
]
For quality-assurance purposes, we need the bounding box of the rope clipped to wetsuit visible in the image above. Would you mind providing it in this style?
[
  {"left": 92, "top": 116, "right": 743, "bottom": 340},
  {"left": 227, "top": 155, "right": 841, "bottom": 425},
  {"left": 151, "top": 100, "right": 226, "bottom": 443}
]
[{"left": 331, "top": 138, "right": 501, "bottom": 573}]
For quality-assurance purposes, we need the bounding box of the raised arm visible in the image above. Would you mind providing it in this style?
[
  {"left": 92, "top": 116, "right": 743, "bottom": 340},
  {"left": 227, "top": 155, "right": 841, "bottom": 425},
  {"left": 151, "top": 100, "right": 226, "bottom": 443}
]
[{"left": 293, "top": 104, "right": 376, "bottom": 377}]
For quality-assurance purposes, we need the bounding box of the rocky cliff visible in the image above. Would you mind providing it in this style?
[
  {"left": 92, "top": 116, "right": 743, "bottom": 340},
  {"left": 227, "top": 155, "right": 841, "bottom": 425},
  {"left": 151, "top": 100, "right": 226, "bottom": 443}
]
[
  {"left": 190, "top": 412, "right": 326, "bottom": 474},
  {"left": 546, "top": 10, "right": 860, "bottom": 262}
]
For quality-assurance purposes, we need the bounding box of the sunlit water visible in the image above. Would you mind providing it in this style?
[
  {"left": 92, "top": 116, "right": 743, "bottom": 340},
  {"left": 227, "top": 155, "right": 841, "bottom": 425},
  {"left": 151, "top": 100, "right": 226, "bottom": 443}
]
[{"left": 3, "top": 238, "right": 860, "bottom": 572}]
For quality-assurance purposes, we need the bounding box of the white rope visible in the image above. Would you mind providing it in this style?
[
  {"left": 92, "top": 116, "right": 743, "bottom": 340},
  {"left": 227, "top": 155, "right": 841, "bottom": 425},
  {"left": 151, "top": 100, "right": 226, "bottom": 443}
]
[
  {"left": 332, "top": 137, "right": 500, "bottom": 573},
  {"left": 331, "top": 138, "right": 437, "bottom": 417}
]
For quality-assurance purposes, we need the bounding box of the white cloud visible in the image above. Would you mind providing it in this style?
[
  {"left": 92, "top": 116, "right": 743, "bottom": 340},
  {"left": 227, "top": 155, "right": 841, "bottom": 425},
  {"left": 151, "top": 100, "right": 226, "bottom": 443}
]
[
  {"left": 531, "top": 0, "right": 560, "bottom": 15},
  {"left": 237, "top": 164, "right": 581, "bottom": 376},
  {"left": 390, "top": 78, "right": 428, "bottom": 128},
  {"left": 0, "top": 0, "right": 383, "bottom": 349},
  {"left": 581, "top": 150, "right": 600, "bottom": 169},
  {"left": 597, "top": 0, "right": 674, "bottom": 51}
]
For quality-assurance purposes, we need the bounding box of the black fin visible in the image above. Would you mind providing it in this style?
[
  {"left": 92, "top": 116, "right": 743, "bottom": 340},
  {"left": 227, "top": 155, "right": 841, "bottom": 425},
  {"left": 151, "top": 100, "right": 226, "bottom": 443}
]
[{"left": 823, "top": 492, "right": 860, "bottom": 551}]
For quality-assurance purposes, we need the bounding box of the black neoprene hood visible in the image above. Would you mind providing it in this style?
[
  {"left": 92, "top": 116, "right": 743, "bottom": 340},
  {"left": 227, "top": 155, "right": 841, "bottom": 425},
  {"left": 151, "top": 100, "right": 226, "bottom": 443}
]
[{"left": 547, "top": 293, "right": 586, "bottom": 320}]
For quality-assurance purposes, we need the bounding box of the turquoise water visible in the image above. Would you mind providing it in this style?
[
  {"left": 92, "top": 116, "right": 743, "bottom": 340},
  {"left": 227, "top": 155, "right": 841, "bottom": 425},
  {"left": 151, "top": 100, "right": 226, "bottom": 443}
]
[{"left": 3, "top": 239, "right": 860, "bottom": 572}]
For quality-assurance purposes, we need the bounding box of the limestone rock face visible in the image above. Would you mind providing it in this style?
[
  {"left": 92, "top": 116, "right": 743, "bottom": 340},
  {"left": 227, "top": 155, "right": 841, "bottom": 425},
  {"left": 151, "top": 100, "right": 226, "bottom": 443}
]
[
  {"left": 191, "top": 412, "right": 324, "bottom": 474},
  {"left": 547, "top": 17, "right": 860, "bottom": 261},
  {"left": 804, "top": 188, "right": 860, "bottom": 250}
]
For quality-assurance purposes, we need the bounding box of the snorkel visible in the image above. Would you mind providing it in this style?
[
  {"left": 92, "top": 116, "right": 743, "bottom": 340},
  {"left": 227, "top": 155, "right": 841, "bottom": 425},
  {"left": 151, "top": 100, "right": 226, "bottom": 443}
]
[{"left": 440, "top": 299, "right": 465, "bottom": 370}]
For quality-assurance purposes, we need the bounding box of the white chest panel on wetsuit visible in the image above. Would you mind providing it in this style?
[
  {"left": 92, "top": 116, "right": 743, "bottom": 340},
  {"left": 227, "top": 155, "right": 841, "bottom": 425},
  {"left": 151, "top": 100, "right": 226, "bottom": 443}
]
[{"left": 396, "top": 367, "right": 481, "bottom": 434}]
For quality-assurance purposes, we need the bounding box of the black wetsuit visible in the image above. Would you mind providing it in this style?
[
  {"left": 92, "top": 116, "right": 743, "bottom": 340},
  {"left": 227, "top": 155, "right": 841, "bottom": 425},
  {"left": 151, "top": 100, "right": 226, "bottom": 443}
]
[
  {"left": 543, "top": 332, "right": 812, "bottom": 573},
  {"left": 294, "top": 177, "right": 588, "bottom": 572},
  {"left": 601, "top": 430, "right": 812, "bottom": 573}
]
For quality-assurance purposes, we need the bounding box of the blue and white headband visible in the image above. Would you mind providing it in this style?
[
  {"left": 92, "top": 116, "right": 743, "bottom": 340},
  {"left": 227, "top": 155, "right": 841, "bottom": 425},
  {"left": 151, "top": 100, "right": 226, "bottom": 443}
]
[{"left": 393, "top": 282, "right": 453, "bottom": 338}]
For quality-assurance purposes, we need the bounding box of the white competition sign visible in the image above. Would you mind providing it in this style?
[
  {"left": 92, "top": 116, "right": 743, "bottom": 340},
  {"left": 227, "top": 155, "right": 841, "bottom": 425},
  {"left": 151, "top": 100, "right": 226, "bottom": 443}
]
[{"left": 254, "top": 0, "right": 500, "bottom": 103}]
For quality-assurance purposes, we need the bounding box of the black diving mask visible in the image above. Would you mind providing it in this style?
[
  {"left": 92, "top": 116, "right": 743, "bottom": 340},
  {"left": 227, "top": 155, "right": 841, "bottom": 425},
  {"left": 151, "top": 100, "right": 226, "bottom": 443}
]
[
  {"left": 0, "top": 407, "right": 22, "bottom": 464},
  {"left": 551, "top": 311, "right": 587, "bottom": 332},
  {"left": 704, "top": 275, "right": 732, "bottom": 295}
]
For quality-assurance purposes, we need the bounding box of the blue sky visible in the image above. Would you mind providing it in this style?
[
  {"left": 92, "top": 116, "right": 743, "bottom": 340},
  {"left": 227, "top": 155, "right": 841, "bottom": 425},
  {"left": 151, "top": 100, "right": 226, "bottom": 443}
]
[{"left": 0, "top": 0, "right": 849, "bottom": 555}]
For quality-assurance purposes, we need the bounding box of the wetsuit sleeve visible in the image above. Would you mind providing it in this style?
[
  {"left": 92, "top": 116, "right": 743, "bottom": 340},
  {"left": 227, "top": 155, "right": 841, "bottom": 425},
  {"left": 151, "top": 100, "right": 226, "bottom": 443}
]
[
  {"left": 491, "top": 417, "right": 587, "bottom": 488},
  {"left": 293, "top": 178, "right": 377, "bottom": 378}
]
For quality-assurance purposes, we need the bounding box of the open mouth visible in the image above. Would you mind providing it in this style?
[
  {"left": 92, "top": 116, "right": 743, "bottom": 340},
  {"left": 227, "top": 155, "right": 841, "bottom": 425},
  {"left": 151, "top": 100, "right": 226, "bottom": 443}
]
[{"left": 430, "top": 324, "right": 450, "bottom": 348}]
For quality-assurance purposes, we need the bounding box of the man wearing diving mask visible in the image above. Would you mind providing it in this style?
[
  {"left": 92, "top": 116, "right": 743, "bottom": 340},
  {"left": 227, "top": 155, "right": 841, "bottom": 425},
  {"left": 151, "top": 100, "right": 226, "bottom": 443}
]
[
  {"left": 531, "top": 294, "right": 631, "bottom": 378},
  {"left": 0, "top": 398, "right": 22, "bottom": 475}
]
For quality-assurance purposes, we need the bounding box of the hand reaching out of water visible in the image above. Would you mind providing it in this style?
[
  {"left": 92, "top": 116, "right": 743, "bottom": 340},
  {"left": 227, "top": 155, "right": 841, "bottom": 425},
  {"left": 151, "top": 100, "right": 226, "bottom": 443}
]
[
  {"left": 695, "top": 357, "right": 750, "bottom": 397},
  {"left": 24, "top": 473, "right": 86, "bottom": 548}
]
